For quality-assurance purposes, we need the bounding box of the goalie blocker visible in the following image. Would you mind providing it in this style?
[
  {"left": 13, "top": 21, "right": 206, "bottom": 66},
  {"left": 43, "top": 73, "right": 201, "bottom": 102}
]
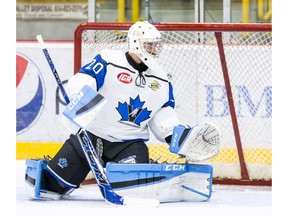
[{"left": 25, "top": 159, "right": 213, "bottom": 202}]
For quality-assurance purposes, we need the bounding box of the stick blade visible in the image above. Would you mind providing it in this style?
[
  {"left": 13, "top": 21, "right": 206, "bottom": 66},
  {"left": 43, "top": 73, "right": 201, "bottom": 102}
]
[{"left": 122, "top": 197, "right": 160, "bottom": 208}]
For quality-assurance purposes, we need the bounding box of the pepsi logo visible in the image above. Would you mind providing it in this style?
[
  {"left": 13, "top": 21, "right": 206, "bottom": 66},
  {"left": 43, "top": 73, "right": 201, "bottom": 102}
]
[
  {"left": 16, "top": 53, "right": 45, "bottom": 134},
  {"left": 117, "top": 72, "right": 132, "bottom": 84}
]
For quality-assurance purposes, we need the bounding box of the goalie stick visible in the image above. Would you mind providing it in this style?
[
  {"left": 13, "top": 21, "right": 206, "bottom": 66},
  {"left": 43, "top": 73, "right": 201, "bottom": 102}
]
[{"left": 36, "top": 35, "right": 159, "bottom": 207}]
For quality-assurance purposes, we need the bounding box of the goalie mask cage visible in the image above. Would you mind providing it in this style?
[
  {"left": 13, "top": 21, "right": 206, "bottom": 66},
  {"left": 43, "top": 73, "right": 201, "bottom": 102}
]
[{"left": 74, "top": 22, "right": 272, "bottom": 186}]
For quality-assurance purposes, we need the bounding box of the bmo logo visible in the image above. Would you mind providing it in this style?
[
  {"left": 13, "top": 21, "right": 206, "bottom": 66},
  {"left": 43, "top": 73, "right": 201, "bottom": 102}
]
[{"left": 117, "top": 72, "right": 132, "bottom": 84}]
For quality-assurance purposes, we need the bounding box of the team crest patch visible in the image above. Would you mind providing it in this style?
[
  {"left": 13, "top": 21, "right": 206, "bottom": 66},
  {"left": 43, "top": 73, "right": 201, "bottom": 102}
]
[
  {"left": 116, "top": 95, "right": 151, "bottom": 126},
  {"left": 149, "top": 81, "right": 161, "bottom": 91},
  {"left": 58, "top": 158, "right": 68, "bottom": 168}
]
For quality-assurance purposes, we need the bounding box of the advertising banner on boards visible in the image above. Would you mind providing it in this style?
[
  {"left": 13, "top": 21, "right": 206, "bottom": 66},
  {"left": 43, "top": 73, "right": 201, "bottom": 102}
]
[{"left": 16, "top": 42, "right": 74, "bottom": 143}]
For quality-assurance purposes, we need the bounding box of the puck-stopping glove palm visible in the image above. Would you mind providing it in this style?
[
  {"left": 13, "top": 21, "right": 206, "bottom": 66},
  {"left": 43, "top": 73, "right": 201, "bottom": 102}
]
[{"left": 170, "top": 123, "right": 220, "bottom": 162}]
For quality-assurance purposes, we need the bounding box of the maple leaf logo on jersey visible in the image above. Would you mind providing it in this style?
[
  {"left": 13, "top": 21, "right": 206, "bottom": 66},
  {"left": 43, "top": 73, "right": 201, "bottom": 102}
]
[{"left": 116, "top": 95, "right": 151, "bottom": 126}]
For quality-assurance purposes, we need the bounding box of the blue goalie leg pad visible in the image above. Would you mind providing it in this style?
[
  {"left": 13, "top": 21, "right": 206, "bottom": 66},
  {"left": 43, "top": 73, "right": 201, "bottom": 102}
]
[
  {"left": 25, "top": 159, "right": 47, "bottom": 199},
  {"left": 106, "top": 163, "right": 213, "bottom": 202},
  {"left": 25, "top": 159, "right": 74, "bottom": 200}
]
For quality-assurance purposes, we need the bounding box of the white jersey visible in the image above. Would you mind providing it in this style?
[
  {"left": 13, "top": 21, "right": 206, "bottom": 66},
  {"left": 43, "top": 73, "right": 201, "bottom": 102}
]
[{"left": 67, "top": 49, "right": 180, "bottom": 142}]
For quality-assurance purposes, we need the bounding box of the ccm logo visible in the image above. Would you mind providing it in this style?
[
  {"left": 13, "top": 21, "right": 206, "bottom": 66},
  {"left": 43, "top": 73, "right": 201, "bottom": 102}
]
[
  {"left": 117, "top": 72, "right": 132, "bottom": 84},
  {"left": 67, "top": 90, "right": 84, "bottom": 110},
  {"left": 165, "top": 165, "right": 185, "bottom": 171}
]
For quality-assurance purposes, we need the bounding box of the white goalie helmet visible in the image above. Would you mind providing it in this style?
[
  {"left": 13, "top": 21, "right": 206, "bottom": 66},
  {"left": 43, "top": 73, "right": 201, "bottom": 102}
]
[{"left": 127, "top": 21, "right": 162, "bottom": 68}]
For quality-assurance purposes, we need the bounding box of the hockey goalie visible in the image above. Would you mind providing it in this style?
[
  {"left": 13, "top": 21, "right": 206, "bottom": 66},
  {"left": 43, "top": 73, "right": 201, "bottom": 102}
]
[{"left": 25, "top": 21, "right": 221, "bottom": 203}]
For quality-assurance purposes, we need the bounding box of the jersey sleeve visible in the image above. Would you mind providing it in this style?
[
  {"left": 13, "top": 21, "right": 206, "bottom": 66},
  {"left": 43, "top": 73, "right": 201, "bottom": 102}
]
[
  {"left": 149, "top": 106, "right": 180, "bottom": 143},
  {"left": 67, "top": 72, "right": 96, "bottom": 100},
  {"left": 78, "top": 49, "right": 109, "bottom": 91},
  {"left": 148, "top": 82, "right": 180, "bottom": 143},
  {"left": 162, "top": 82, "right": 175, "bottom": 108},
  {"left": 67, "top": 50, "right": 110, "bottom": 99}
]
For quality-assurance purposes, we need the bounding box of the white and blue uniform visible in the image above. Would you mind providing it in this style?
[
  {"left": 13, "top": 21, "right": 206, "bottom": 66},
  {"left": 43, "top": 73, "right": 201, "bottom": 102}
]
[
  {"left": 67, "top": 49, "right": 180, "bottom": 143},
  {"left": 24, "top": 22, "right": 216, "bottom": 203},
  {"left": 24, "top": 49, "right": 183, "bottom": 198},
  {"left": 24, "top": 48, "right": 215, "bottom": 203}
]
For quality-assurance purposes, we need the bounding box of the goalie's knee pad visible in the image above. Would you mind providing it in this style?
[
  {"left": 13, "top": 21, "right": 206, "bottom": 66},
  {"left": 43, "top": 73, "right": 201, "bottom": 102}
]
[{"left": 25, "top": 159, "right": 74, "bottom": 200}]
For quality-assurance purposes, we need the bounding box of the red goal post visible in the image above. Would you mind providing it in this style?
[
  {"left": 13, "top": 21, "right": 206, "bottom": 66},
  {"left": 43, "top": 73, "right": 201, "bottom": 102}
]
[{"left": 74, "top": 22, "right": 272, "bottom": 186}]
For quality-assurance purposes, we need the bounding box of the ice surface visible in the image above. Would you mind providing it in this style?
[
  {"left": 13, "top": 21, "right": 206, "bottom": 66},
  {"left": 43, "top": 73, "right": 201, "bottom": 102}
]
[{"left": 16, "top": 160, "right": 272, "bottom": 216}]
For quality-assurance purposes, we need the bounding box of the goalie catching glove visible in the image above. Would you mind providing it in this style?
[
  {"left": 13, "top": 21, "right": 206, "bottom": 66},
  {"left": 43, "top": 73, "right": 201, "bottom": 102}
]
[{"left": 170, "top": 123, "right": 220, "bottom": 162}]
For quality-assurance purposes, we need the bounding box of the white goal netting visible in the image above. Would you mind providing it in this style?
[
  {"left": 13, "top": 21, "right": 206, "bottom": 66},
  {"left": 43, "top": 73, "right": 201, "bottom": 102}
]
[{"left": 75, "top": 23, "right": 272, "bottom": 183}]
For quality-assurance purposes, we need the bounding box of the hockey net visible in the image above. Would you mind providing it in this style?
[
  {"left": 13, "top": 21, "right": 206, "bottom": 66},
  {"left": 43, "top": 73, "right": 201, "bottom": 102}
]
[{"left": 74, "top": 22, "right": 272, "bottom": 185}]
